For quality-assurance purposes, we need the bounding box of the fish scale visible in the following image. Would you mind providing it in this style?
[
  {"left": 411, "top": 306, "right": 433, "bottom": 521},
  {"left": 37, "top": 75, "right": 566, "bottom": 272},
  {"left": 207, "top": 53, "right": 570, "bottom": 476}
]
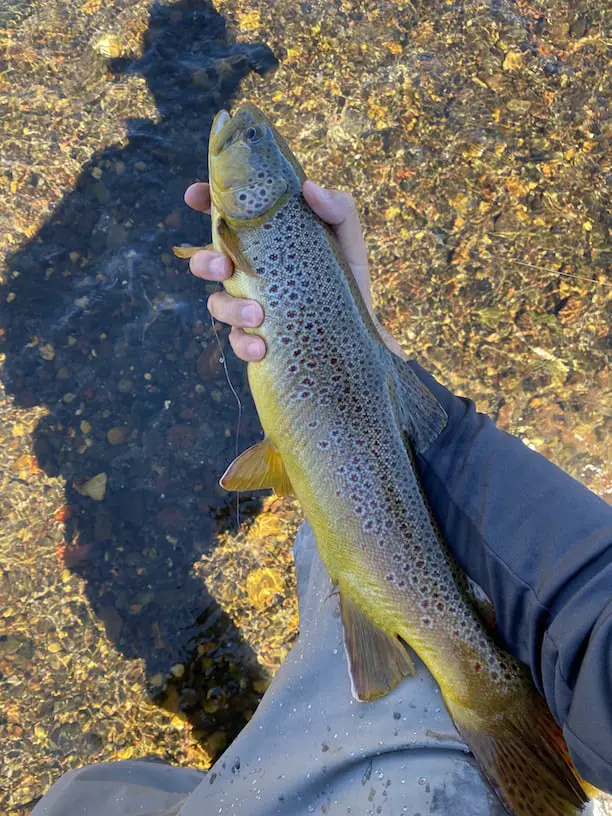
[{"left": 197, "top": 103, "right": 598, "bottom": 816}]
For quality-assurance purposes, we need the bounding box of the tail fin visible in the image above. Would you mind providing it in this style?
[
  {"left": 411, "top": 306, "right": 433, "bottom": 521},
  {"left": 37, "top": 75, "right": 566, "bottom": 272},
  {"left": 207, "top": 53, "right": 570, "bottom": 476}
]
[{"left": 447, "top": 689, "right": 589, "bottom": 816}]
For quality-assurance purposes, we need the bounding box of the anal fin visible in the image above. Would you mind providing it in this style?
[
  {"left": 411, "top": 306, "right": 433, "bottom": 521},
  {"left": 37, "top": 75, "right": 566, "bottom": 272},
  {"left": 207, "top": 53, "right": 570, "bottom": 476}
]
[
  {"left": 220, "top": 438, "right": 293, "bottom": 496},
  {"left": 340, "top": 592, "right": 415, "bottom": 701}
]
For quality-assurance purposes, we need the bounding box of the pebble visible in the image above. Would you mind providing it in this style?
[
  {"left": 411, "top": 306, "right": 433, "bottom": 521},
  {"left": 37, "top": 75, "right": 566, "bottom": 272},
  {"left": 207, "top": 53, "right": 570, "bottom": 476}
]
[
  {"left": 117, "top": 378, "right": 133, "bottom": 393},
  {"left": 75, "top": 472, "right": 107, "bottom": 501},
  {"left": 170, "top": 663, "right": 185, "bottom": 679},
  {"left": 107, "top": 427, "right": 127, "bottom": 445},
  {"left": 39, "top": 344, "right": 55, "bottom": 361}
]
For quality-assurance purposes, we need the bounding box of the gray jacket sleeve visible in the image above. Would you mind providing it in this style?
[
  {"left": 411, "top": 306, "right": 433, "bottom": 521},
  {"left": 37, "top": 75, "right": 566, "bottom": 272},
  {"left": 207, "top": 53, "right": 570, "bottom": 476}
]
[{"left": 408, "top": 361, "right": 612, "bottom": 794}]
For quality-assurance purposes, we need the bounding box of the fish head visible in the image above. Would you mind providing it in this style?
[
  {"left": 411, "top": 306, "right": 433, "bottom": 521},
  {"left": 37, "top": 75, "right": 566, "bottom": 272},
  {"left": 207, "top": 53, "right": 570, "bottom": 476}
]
[{"left": 208, "top": 103, "right": 305, "bottom": 224}]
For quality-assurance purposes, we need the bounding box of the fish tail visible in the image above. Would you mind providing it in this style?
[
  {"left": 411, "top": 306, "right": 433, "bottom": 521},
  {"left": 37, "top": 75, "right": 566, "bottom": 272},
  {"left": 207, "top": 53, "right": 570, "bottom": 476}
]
[{"left": 447, "top": 689, "right": 589, "bottom": 815}]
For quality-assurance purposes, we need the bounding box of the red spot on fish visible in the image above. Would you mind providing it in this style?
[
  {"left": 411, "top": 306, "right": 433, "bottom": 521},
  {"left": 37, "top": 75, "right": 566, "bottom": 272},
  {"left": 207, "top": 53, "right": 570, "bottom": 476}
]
[
  {"left": 474, "top": 663, "right": 481, "bottom": 673},
  {"left": 421, "top": 600, "right": 429, "bottom": 609}
]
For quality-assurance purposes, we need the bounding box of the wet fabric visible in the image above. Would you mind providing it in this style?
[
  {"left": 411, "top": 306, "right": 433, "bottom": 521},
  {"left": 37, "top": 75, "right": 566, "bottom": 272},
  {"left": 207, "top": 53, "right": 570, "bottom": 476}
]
[{"left": 32, "top": 364, "right": 612, "bottom": 815}]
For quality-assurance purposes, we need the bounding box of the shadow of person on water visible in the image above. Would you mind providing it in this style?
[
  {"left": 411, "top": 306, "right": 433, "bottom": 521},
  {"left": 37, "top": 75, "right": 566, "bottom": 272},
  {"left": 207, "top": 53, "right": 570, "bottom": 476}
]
[{"left": 0, "top": 0, "right": 278, "bottom": 758}]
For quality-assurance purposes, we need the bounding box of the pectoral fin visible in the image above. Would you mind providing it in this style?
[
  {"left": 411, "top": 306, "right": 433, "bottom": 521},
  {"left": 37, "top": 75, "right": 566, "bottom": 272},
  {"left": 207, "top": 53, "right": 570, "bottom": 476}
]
[
  {"left": 220, "top": 438, "right": 293, "bottom": 495},
  {"left": 172, "top": 244, "right": 214, "bottom": 258},
  {"left": 216, "top": 218, "right": 256, "bottom": 275},
  {"left": 340, "top": 592, "right": 415, "bottom": 701}
]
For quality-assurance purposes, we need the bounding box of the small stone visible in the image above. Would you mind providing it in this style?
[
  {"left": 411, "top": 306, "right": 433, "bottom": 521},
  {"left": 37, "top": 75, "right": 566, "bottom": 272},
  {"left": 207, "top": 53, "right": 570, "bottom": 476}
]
[
  {"left": 506, "top": 99, "right": 531, "bottom": 114},
  {"left": 135, "top": 161, "right": 147, "bottom": 172},
  {"left": 56, "top": 367, "right": 71, "bottom": 379},
  {"left": 167, "top": 425, "right": 196, "bottom": 450},
  {"left": 569, "top": 15, "right": 588, "bottom": 39},
  {"left": 62, "top": 392, "right": 77, "bottom": 403},
  {"left": 93, "top": 35, "right": 122, "bottom": 58},
  {"left": 39, "top": 344, "right": 56, "bottom": 361},
  {"left": 6, "top": 292, "right": 16, "bottom": 302},
  {"left": 90, "top": 166, "right": 103, "bottom": 179},
  {"left": 107, "top": 427, "right": 127, "bottom": 445},
  {"left": 117, "top": 378, "right": 133, "bottom": 393},
  {"left": 74, "top": 472, "right": 107, "bottom": 501},
  {"left": 114, "top": 161, "right": 125, "bottom": 175},
  {"left": 170, "top": 662, "right": 185, "bottom": 679},
  {"left": 80, "top": 420, "right": 92, "bottom": 434},
  {"left": 502, "top": 51, "right": 523, "bottom": 71},
  {"left": 196, "top": 347, "right": 221, "bottom": 380}
]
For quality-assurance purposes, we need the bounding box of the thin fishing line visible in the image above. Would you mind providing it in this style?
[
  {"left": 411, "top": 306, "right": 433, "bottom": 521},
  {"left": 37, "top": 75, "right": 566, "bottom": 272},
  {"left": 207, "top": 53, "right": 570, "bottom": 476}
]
[
  {"left": 505, "top": 258, "right": 610, "bottom": 286},
  {"left": 209, "top": 301, "right": 242, "bottom": 531}
]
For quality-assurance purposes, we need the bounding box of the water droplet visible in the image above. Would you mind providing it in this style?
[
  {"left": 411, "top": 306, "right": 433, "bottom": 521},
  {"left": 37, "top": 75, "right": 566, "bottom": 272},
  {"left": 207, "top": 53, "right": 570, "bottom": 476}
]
[{"left": 418, "top": 776, "right": 427, "bottom": 785}]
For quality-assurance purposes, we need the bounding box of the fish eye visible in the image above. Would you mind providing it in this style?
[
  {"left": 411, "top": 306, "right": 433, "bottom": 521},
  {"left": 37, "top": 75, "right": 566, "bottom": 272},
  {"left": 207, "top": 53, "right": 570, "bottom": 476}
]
[{"left": 245, "top": 125, "right": 264, "bottom": 143}]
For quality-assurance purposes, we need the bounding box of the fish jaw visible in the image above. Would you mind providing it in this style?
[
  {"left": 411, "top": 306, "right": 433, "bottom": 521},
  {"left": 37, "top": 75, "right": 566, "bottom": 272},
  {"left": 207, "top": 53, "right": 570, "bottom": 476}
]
[{"left": 208, "top": 104, "right": 302, "bottom": 227}]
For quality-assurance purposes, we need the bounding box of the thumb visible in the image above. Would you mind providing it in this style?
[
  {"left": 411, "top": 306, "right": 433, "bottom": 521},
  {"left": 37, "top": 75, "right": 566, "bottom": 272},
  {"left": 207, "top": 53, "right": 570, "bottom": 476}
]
[{"left": 302, "top": 181, "right": 371, "bottom": 304}]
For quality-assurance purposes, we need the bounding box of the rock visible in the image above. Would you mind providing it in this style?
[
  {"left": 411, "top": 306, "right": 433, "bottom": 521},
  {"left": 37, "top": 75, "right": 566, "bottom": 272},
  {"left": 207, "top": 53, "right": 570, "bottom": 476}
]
[
  {"left": 167, "top": 424, "right": 197, "bottom": 450},
  {"left": 98, "top": 606, "right": 123, "bottom": 641},
  {"left": 107, "top": 426, "right": 127, "bottom": 445},
  {"left": 74, "top": 473, "right": 107, "bottom": 501},
  {"left": 502, "top": 52, "right": 523, "bottom": 71},
  {"left": 196, "top": 346, "right": 222, "bottom": 380},
  {"left": 170, "top": 662, "right": 185, "bottom": 679},
  {"left": 39, "top": 344, "right": 55, "bottom": 361},
  {"left": 117, "top": 378, "right": 133, "bottom": 393}
]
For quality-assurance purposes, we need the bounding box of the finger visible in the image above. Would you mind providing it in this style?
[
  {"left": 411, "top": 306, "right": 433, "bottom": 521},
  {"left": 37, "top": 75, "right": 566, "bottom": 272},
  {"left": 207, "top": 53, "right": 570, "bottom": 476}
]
[
  {"left": 302, "top": 181, "right": 371, "bottom": 304},
  {"left": 184, "top": 182, "right": 211, "bottom": 213},
  {"left": 229, "top": 328, "right": 266, "bottom": 362},
  {"left": 208, "top": 291, "right": 264, "bottom": 329},
  {"left": 190, "top": 250, "right": 233, "bottom": 281}
]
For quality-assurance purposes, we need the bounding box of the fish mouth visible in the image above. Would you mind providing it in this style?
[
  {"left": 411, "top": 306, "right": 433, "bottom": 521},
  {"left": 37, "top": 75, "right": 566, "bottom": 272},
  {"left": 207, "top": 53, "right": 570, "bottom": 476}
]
[
  {"left": 210, "top": 109, "right": 233, "bottom": 156},
  {"left": 210, "top": 104, "right": 269, "bottom": 156}
]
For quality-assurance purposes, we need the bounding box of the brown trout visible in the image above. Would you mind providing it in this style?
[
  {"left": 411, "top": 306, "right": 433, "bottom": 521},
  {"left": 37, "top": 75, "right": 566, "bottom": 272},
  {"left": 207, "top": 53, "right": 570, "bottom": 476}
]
[{"left": 180, "top": 104, "right": 596, "bottom": 815}]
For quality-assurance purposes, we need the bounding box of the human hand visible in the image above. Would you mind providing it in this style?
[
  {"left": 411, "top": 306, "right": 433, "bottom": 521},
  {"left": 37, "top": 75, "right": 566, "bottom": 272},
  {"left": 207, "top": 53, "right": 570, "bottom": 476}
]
[{"left": 184, "top": 181, "right": 382, "bottom": 361}]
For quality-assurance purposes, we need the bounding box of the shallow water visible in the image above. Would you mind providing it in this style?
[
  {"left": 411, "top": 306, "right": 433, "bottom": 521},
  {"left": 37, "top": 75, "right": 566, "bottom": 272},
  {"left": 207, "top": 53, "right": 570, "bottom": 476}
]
[{"left": 0, "top": 0, "right": 609, "bottom": 811}]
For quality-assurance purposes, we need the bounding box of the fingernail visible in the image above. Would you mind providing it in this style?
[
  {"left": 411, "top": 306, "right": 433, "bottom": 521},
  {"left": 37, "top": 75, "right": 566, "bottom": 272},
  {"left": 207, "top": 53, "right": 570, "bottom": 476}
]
[
  {"left": 247, "top": 340, "right": 264, "bottom": 359},
  {"left": 241, "top": 304, "right": 260, "bottom": 326},
  {"left": 310, "top": 182, "right": 330, "bottom": 200},
  {"left": 209, "top": 255, "right": 227, "bottom": 279}
]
